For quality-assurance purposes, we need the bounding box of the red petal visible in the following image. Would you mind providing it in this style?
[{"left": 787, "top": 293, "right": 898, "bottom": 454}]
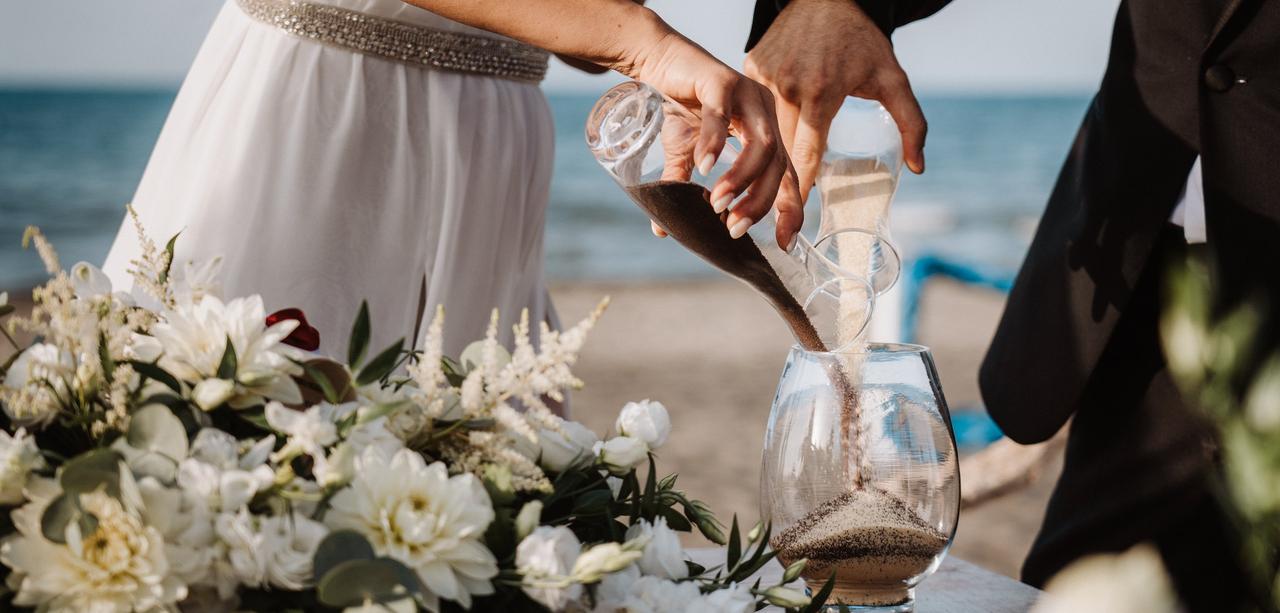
[{"left": 266, "top": 308, "right": 320, "bottom": 351}]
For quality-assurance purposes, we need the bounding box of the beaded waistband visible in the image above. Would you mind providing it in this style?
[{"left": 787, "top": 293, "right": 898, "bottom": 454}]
[{"left": 235, "top": 0, "right": 549, "bottom": 83}]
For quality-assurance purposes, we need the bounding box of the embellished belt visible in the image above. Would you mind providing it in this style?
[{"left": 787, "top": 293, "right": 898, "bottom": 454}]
[{"left": 235, "top": 0, "right": 550, "bottom": 83}]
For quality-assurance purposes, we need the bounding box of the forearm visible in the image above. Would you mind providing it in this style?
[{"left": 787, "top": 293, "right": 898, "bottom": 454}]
[{"left": 403, "top": 0, "right": 672, "bottom": 77}]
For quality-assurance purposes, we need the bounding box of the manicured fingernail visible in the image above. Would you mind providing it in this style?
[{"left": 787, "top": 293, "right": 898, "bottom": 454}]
[
  {"left": 712, "top": 194, "right": 732, "bottom": 213},
  {"left": 786, "top": 234, "right": 798, "bottom": 252},
  {"left": 698, "top": 153, "right": 717, "bottom": 176},
  {"left": 729, "top": 218, "right": 752, "bottom": 239},
  {"left": 651, "top": 223, "right": 665, "bottom": 237}
]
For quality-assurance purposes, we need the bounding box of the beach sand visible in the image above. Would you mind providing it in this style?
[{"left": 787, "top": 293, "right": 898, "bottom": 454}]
[{"left": 1, "top": 278, "right": 1058, "bottom": 579}]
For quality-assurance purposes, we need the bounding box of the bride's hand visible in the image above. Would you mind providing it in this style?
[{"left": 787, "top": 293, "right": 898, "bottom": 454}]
[{"left": 629, "top": 33, "right": 804, "bottom": 248}]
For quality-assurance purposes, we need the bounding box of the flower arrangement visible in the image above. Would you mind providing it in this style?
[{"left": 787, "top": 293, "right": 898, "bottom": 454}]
[{"left": 0, "top": 215, "right": 831, "bottom": 612}]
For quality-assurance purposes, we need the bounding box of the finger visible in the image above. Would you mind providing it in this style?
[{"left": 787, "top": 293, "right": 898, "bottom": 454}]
[
  {"left": 773, "top": 161, "right": 805, "bottom": 249},
  {"left": 791, "top": 99, "right": 839, "bottom": 196},
  {"left": 875, "top": 67, "right": 928, "bottom": 174},
  {"left": 651, "top": 220, "right": 668, "bottom": 238},
  {"left": 773, "top": 93, "right": 802, "bottom": 167},
  {"left": 725, "top": 146, "right": 785, "bottom": 239},
  {"left": 693, "top": 87, "right": 732, "bottom": 178},
  {"left": 710, "top": 89, "right": 777, "bottom": 216}
]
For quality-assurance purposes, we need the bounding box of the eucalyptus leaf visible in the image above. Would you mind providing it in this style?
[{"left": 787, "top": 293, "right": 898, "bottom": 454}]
[
  {"left": 459, "top": 341, "right": 511, "bottom": 372},
  {"left": 60, "top": 449, "right": 124, "bottom": 498},
  {"left": 312, "top": 530, "right": 376, "bottom": 584},
  {"left": 316, "top": 558, "right": 422, "bottom": 608},
  {"left": 356, "top": 338, "right": 404, "bottom": 386},
  {"left": 40, "top": 494, "right": 96, "bottom": 544},
  {"left": 348, "top": 301, "right": 371, "bottom": 369},
  {"left": 127, "top": 404, "right": 188, "bottom": 464}
]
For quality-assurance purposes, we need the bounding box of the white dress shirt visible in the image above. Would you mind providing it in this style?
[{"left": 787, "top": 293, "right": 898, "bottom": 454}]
[{"left": 1169, "top": 156, "right": 1207, "bottom": 244}]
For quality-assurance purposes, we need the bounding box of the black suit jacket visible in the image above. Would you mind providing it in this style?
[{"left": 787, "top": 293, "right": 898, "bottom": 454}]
[
  {"left": 980, "top": 0, "right": 1280, "bottom": 444},
  {"left": 749, "top": 0, "right": 1280, "bottom": 444}
]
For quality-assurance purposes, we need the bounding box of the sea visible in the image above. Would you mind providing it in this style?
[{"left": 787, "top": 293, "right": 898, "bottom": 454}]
[{"left": 0, "top": 88, "right": 1091, "bottom": 289}]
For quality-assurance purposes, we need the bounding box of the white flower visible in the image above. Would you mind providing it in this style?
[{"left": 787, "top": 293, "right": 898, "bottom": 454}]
[
  {"left": 170, "top": 256, "right": 224, "bottom": 304},
  {"left": 317, "top": 413, "right": 404, "bottom": 487},
  {"left": 616, "top": 400, "right": 671, "bottom": 449},
  {"left": 0, "top": 429, "right": 45, "bottom": 505},
  {"left": 598, "top": 575, "right": 702, "bottom": 613},
  {"left": 0, "top": 485, "right": 186, "bottom": 611},
  {"left": 595, "top": 436, "right": 648, "bottom": 476},
  {"left": 538, "top": 418, "right": 599, "bottom": 473},
  {"left": 0, "top": 291, "right": 7, "bottom": 307},
  {"left": 136, "top": 477, "right": 219, "bottom": 590},
  {"left": 149, "top": 294, "right": 303, "bottom": 407},
  {"left": 1031, "top": 544, "right": 1181, "bottom": 613},
  {"left": 595, "top": 563, "right": 641, "bottom": 606},
  {"left": 626, "top": 517, "right": 688, "bottom": 579},
  {"left": 265, "top": 401, "right": 341, "bottom": 462},
  {"left": 690, "top": 584, "right": 756, "bottom": 613},
  {"left": 216, "top": 508, "right": 267, "bottom": 588},
  {"left": 259, "top": 512, "right": 327, "bottom": 591},
  {"left": 516, "top": 526, "right": 583, "bottom": 611},
  {"left": 571, "top": 542, "right": 642, "bottom": 584},
  {"left": 193, "top": 378, "right": 236, "bottom": 411},
  {"left": 1, "top": 342, "right": 74, "bottom": 426},
  {"left": 70, "top": 261, "right": 114, "bottom": 298},
  {"left": 325, "top": 447, "right": 498, "bottom": 610},
  {"left": 178, "top": 429, "right": 276, "bottom": 514}
]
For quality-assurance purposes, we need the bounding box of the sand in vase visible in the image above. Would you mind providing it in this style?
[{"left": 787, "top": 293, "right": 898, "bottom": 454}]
[{"left": 773, "top": 488, "right": 949, "bottom": 606}]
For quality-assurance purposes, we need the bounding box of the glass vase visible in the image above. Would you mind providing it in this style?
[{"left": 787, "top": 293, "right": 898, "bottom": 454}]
[{"left": 760, "top": 343, "right": 960, "bottom": 611}]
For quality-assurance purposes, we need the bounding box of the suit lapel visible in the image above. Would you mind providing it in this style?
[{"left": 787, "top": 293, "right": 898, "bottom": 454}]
[{"left": 1205, "top": 0, "right": 1246, "bottom": 50}]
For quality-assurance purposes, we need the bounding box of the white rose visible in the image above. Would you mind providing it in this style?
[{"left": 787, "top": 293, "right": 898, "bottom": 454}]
[
  {"left": 616, "top": 400, "right": 671, "bottom": 449},
  {"left": 260, "top": 512, "right": 328, "bottom": 590},
  {"left": 0, "top": 429, "right": 45, "bottom": 505},
  {"left": 516, "top": 526, "right": 583, "bottom": 610},
  {"left": 539, "top": 418, "right": 599, "bottom": 473},
  {"left": 626, "top": 517, "right": 688, "bottom": 579},
  {"left": 70, "top": 261, "right": 114, "bottom": 298},
  {"left": 594, "top": 436, "right": 647, "bottom": 476}
]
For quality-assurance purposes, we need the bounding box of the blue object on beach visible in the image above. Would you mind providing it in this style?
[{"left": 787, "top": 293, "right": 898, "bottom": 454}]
[
  {"left": 900, "top": 253, "right": 1015, "bottom": 343},
  {"left": 951, "top": 408, "right": 1006, "bottom": 452}
]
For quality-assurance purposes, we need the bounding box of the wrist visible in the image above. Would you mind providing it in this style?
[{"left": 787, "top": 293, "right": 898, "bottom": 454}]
[{"left": 607, "top": 5, "right": 680, "bottom": 79}]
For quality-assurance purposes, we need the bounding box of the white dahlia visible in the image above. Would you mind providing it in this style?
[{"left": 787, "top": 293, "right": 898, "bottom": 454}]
[
  {"left": 325, "top": 447, "right": 498, "bottom": 609},
  {"left": 148, "top": 295, "right": 303, "bottom": 408},
  {"left": 1, "top": 482, "right": 185, "bottom": 612}
]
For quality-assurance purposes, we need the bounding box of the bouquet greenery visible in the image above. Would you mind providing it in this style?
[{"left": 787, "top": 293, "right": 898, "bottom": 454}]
[{"left": 0, "top": 215, "right": 831, "bottom": 612}]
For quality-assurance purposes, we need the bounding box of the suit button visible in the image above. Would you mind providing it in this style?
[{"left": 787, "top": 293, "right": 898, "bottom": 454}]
[{"left": 1204, "top": 64, "right": 1236, "bottom": 92}]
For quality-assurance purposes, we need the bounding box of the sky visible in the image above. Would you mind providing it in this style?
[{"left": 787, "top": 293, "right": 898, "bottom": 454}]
[{"left": 0, "top": 0, "right": 1121, "bottom": 93}]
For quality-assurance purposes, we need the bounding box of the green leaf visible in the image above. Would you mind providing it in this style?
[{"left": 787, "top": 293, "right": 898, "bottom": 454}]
[
  {"left": 799, "top": 574, "right": 838, "bottom": 613},
  {"left": 726, "top": 515, "right": 742, "bottom": 570},
  {"left": 60, "top": 449, "right": 123, "bottom": 498},
  {"left": 355, "top": 338, "right": 404, "bottom": 386},
  {"left": 302, "top": 362, "right": 340, "bottom": 405},
  {"left": 158, "top": 231, "right": 181, "bottom": 285},
  {"left": 216, "top": 336, "right": 238, "bottom": 380},
  {"left": 658, "top": 473, "right": 678, "bottom": 491},
  {"left": 98, "top": 332, "right": 115, "bottom": 380},
  {"left": 128, "top": 360, "right": 181, "bottom": 393},
  {"left": 312, "top": 530, "right": 377, "bottom": 584},
  {"left": 572, "top": 490, "right": 612, "bottom": 516},
  {"left": 0, "top": 303, "right": 14, "bottom": 318},
  {"left": 659, "top": 506, "right": 692, "bottom": 532},
  {"left": 40, "top": 494, "right": 97, "bottom": 544},
  {"left": 316, "top": 558, "right": 422, "bottom": 608},
  {"left": 347, "top": 301, "right": 371, "bottom": 369},
  {"left": 127, "top": 404, "right": 189, "bottom": 463},
  {"left": 684, "top": 560, "right": 706, "bottom": 577}
]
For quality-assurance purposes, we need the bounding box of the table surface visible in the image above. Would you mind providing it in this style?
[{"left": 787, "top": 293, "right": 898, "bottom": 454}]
[{"left": 687, "top": 548, "right": 1044, "bottom": 613}]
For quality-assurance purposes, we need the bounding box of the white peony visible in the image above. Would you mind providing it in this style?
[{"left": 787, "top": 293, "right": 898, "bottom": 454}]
[
  {"left": 1, "top": 482, "right": 186, "bottom": 611},
  {"left": 1, "top": 342, "right": 74, "bottom": 426},
  {"left": 625, "top": 517, "right": 688, "bottom": 579},
  {"left": 538, "top": 417, "right": 599, "bottom": 473},
  {"left": 148, "top": 294, "right": 303, "bottom": 408},
  {"left": 258, "top": 512, "right": 328, "bottom": 591},
  {"left": 0, "top": 428, "right": 46, "bottom": 505},
  {"left": 616, "top": 400, "right": 671, "bottom": 449},
  {"left": 325, "top": 447, "right": 499, "bottom": 610},
  {"left": 516, "top": 526, "right": 583, "bottom": 611},
  {"left": 595, "top": 436, "right": 648, "bottom": 476}
]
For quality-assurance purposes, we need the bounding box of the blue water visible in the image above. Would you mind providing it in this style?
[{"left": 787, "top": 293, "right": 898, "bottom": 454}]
[{"left": 0, "top": 88, "right": 1091, "bottom": 288}]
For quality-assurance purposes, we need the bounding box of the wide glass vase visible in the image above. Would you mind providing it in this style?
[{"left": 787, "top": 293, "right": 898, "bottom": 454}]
[{"left": 760, "top": 344, "right": 960, "bottom": 611}]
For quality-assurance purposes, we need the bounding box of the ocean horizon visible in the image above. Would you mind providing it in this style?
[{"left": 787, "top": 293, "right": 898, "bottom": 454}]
[{"left": 0, "top": 87, "right": 1091, "bottom": 289}]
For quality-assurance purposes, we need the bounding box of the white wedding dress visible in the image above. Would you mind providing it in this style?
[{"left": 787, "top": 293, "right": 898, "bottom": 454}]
[{"left": 102, "top": 0, "right": 558, "bottom": 357}]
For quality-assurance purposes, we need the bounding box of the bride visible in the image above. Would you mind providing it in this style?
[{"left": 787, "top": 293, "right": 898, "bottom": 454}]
[{"left": 102, "top": 0, "right": 802, "bottom": 360}]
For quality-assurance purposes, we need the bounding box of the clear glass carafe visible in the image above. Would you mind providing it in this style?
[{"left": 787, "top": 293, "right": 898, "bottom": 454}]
[
  {"left": 760, "top": 344, "right": 960, "bottom": 611},
  {"left": 586, "top": 81, "right": 899, "bottom": 350}
]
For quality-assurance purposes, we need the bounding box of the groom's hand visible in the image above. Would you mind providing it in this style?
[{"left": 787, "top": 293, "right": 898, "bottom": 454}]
[{"left": 745, "top": 0, "right": 927, "bottom": 195}]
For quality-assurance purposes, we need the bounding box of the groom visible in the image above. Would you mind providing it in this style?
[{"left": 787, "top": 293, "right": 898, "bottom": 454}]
[{"left": 747, "top": 0, "right": 1279, "bottom": 610}]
